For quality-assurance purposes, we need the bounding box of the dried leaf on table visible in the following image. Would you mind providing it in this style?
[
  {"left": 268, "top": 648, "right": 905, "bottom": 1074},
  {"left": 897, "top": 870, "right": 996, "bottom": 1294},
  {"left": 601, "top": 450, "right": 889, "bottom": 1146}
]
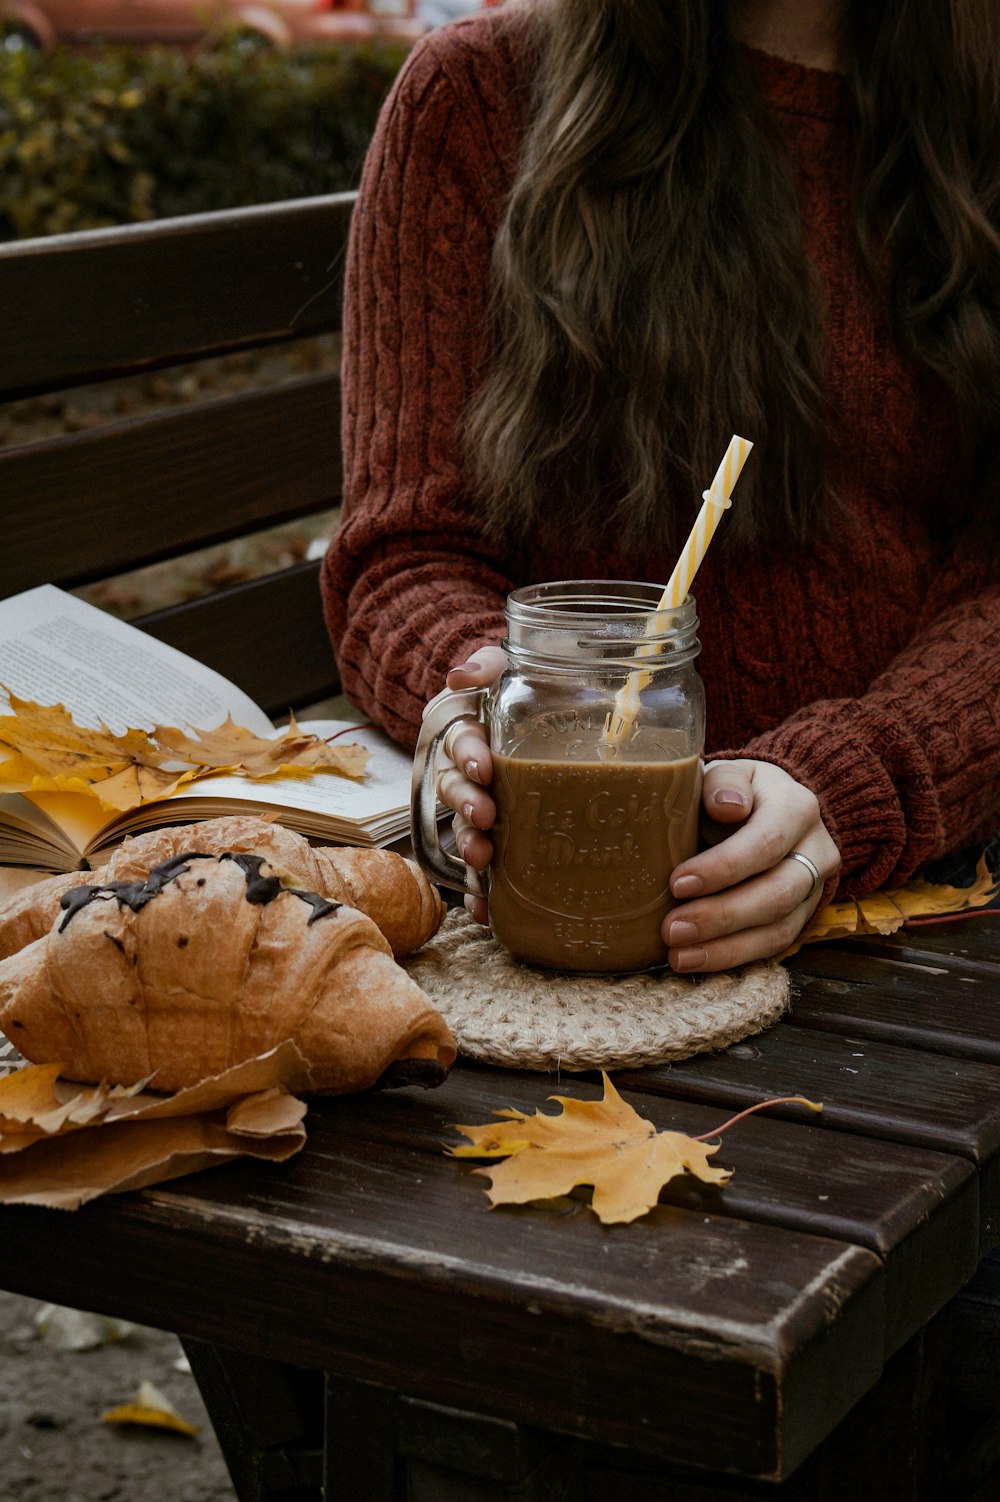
[
  {"left": 0, "top": 691, "right": 370, "bottom": 812},
  {"left": 0, "top": 1061, "right": 66, "bottom": 1142},
  {"left": 453, "top": 1073, "right": 716, "bottom": 1225},
  {"left": 0, "top": 1063, "right": 146, "bottom": 1151},
  {"left": 784, "top": 854, "right": 999, "bottom": 957},
  {"left": 451, "top": 1077, "right": 823, "bottom": 1226},
  {"left": 102, "top": 1380, "right": 200, "bottom": 1437},
  {"left": 0, "top": 1043, "right": 309, "bottom": 1209}
]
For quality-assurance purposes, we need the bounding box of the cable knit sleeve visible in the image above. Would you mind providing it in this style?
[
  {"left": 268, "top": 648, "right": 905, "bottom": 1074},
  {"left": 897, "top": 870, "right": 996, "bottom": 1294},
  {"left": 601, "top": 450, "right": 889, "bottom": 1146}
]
[
  {"left": 720, "top": 541, "right": 1000, "bottom": 896},
  {"left": 321, "top": 23, "right": 526, "bottom": 751}
]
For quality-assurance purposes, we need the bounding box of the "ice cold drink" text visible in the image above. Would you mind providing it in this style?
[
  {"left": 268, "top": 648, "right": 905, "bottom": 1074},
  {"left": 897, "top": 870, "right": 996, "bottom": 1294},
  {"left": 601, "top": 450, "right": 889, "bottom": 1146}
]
[{"left": 488, "top": 750, "right": 702, "bottom": 973}]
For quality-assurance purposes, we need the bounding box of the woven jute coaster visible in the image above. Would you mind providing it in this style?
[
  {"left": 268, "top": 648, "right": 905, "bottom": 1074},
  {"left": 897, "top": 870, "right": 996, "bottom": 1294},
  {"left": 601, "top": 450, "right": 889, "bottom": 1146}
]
[{"left": 404, "top": 909, "right": 789, "bottom": 1072}]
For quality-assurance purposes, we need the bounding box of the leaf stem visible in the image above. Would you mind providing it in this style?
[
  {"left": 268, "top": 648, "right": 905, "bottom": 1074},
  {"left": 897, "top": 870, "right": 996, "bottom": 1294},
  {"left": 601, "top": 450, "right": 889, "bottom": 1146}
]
[
  {"left": 324, "top": 723, "right": 375, "bottom": 742},
  {"left": 693, "top": 1095, "right": 822, "bottom": 1142}
]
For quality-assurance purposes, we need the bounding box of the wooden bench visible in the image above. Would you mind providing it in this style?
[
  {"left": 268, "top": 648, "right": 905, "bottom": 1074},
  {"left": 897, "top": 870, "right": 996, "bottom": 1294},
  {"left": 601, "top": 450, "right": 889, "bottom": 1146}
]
[
  {"left": 0, "top": 191, "right": 356, "bottom": 718},
  {"left": 2, "top": 923, "right": 1000, "bottom": 1501}
]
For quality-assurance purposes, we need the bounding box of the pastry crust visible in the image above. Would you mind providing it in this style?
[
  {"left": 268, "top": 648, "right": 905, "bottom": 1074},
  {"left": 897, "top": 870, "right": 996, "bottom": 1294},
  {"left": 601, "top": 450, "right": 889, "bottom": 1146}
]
[
  {"left": 0, "top": 816, "right": 446, "bottom": 962},
  {"left": 0, "top": 852, "right": 456, "bottom": 1095},
  {"left": 0, "top": 871, "right": 83, "bottom": 963}
]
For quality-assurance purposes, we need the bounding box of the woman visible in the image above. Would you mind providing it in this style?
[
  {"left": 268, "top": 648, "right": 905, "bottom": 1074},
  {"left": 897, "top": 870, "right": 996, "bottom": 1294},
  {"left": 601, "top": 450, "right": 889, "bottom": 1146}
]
[{"left": 323, "top": 0, "right": 1000, "bottom": 972}]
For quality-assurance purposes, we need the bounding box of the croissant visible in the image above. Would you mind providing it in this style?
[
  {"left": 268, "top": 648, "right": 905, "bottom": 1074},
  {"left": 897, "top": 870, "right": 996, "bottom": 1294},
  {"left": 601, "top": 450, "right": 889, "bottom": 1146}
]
[
  {"left": 0, "top": 851, "right": 457, "bottom": 1096},
  {"left": 0, "top": 815, "right": 446, "bottom": 963},
  {"left": 0, "top": 871, "right": 83, "bottom": 963}
]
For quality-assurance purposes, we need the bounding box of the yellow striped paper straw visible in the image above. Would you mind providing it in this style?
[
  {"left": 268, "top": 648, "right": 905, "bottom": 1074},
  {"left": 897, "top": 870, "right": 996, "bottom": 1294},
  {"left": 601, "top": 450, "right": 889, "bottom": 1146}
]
[
  {"left": 601, "top": 434, "right": 753, "bottom": 746},
  {"left": 661, "top": 434, "right": 754, "bottom": 609}
]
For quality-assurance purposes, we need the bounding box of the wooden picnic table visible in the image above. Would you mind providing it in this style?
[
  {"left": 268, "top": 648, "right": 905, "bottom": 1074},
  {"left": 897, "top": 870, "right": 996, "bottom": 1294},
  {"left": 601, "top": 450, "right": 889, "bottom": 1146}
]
[{"left": 1, "top": 915, "right": 998, "bottom": 1501}]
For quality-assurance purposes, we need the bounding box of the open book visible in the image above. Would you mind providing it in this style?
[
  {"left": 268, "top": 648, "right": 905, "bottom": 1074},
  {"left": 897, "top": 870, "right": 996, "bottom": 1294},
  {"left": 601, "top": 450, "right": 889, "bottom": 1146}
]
[{"left": 0, "top": 586, "right": 418, "bottom": 872}]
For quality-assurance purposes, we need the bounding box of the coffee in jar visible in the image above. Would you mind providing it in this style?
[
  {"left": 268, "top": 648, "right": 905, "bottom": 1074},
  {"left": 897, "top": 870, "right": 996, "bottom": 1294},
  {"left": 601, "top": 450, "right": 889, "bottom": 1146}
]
[{"left": 490, "top": 735, "right": 701, "bottom": 972}]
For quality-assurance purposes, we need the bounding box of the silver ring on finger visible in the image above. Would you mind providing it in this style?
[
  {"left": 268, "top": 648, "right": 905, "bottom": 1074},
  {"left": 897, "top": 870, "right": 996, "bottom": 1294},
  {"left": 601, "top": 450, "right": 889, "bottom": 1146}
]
[
  {"left": 442, "top": 721, "right": 466, "bottom": 763},
  {"left": 786, "top": 850, "right": 822, "bottom": 904}
]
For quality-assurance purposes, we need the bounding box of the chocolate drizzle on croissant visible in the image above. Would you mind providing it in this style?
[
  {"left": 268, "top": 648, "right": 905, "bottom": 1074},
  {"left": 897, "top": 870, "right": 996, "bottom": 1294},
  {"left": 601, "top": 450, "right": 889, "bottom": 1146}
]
[
  {"left": 58, "top": 852, "right": 209, "bottom": 930},
  {"left": 58, "top": 851, "right": 346, "bottom": 935},
  {"left": 218, "top": 852, "right": 343, "bottom": 924}
]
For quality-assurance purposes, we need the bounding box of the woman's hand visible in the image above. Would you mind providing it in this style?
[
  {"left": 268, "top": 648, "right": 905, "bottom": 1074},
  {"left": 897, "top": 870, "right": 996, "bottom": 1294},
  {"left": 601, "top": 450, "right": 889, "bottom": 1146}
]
[
  {"left": 663, "top": 759, "right": 840, "bottom": 972},
  {"left": 426, "top": 666, "right": 841, "bottom": 959},
  {"left": 427, "top": 647, "right": 506, "bottom": 923}
]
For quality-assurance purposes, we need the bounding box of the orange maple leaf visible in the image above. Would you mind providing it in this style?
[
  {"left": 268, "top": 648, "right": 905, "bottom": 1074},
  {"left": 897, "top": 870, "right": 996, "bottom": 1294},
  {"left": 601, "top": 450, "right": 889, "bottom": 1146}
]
[
  {"left": 451, "top": 1076, "right": 822, "bottom": 1225},
  {"left": 152, "top": 712, "right": 369, "bottom": 781}
]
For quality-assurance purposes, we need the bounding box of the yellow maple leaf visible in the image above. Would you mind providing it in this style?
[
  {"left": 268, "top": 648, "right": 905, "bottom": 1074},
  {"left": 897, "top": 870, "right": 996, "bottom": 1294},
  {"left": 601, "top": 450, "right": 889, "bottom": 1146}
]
[
  {"left": 0, "top": 691, "right": 370, "bottom": 812},
  {"left": 0, "top": 694, "right": 157, "bottom": 764},
  {"left": 0, "top": 695, "right": 164, "bottom": 782},
  {"left": 785, "top": 855, "right": 998, "bottom": 957},
  {"left": 0, "top": 1061, "right": 65, "bottom": 1113},
  {"left": 155, "top": 713, "right": 370, "bottom": 781},
  {"left": 156, "top": 714, "right": 369, "bottom": 787},
  {"left": 451, "top": 1078, "right": 823, "bottom": 1225},
  {"left": 0, "top": 692, "right": 200, "bottom": 810},
  {"left": 453, "top": 1073, "right": 725, "bottom": 1225},
  {"left": 0, "top": 1062, "right": 66, "bottom": 1145},
  {"left": 0, "top": 1063, "right": 147, "bottom": 1153},
  {"left": 75, "top": 762, "right": 199, "bottom": 811}
]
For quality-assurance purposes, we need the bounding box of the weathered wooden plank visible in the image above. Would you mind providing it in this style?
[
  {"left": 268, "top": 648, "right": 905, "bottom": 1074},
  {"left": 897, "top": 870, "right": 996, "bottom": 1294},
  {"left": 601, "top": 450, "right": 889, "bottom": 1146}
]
[
  {"left": 833, "top": 921, "right": 1000, "bottom": 969},
  {"left": 571, "top": 1316, "right": 953, "bottom": 1502},
  {"left": 0, "top": 195, "right": 353, "bottom": 398},
  {"left": 0, "top": 1117, "right": 884, "bottom": 1481},
  {"left": 787, "top": 961, "right": 1000, "bottom": 1063},
  {"left": 786, "top": 937, "right": 1000, "bottom": 1063},
  {"left": 613, "top": 1024, "right": 1000, "bottom": 1252},
  {"left": 616, "top": 1025, "right": 1000, "bottom": 1162},
  {"left": 303, "top": 1067, "right": 977, "bottom": 1357},
  {"left": 0, "top": 376, "right": 341, "bottom": 594}
]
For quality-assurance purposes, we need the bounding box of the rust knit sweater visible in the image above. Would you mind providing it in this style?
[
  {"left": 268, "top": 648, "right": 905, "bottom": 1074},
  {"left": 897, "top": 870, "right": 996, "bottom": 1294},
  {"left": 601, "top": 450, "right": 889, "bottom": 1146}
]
[{"left": 322, "top": 11, "right": 1000, "bottom": 899}]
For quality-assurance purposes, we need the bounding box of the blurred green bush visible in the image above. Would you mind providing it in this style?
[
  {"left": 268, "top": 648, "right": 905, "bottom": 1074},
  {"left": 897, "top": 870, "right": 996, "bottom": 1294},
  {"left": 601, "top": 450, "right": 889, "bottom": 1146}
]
[{"left": 0, "top": 39, "right": 407, "bottom": 239}]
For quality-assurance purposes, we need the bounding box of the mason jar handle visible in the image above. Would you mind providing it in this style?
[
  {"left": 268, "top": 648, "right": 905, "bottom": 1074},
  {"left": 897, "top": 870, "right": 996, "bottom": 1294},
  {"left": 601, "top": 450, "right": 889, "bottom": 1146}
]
[{"left": 410, "top": 687, "right": 488, "bottom": 897}]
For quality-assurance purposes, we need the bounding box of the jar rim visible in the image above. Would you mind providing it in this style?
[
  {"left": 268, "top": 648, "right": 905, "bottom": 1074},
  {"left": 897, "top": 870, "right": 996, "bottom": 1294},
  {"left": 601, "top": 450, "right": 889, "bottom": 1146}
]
[
  {"left": 503, "top": 579, "right": 700, "bottom": 666},
  {"left": 506, "top": 579, "right": 697, "bottom": 630},
  {"left": 507, "top": 579, "right": 693, "bottom": 639}
]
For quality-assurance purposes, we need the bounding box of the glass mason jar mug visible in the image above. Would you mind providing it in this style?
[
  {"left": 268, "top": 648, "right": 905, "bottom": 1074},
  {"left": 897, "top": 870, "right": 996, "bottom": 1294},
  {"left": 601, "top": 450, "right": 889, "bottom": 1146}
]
[{"left": 411, "top": 580, "right": 705, "bottom": 974}]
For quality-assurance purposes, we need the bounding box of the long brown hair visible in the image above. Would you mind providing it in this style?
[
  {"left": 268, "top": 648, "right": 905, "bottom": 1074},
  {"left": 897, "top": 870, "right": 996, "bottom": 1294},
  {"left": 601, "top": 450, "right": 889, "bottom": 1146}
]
[{"left": 464, "top": 0, "right": 1000, "bottom": 553}]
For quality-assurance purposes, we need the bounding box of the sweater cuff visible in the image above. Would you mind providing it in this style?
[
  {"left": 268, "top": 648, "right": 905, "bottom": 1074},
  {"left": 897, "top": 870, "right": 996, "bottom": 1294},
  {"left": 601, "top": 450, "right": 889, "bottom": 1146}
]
[{"left": 710, "top": 699, "right": 943, "bottom": 899}]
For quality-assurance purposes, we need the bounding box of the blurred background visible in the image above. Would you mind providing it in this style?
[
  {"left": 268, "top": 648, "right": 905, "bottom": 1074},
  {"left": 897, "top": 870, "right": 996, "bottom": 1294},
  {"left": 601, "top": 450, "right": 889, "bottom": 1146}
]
[{"left": 0, "top": 0, "right": 493, "bottom": 243}]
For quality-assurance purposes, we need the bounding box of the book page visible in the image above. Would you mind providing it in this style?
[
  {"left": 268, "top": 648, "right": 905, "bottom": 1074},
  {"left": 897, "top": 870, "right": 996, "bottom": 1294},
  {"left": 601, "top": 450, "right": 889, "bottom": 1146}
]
[
  {"left": 0, "top": 793, "right": 86, "bottom": 867},
  {"left": 16, "top": 791, "right": 108, "bottom": 857},
  {"left": 0, "top": 585, "right": 272, "bottom": 735}
]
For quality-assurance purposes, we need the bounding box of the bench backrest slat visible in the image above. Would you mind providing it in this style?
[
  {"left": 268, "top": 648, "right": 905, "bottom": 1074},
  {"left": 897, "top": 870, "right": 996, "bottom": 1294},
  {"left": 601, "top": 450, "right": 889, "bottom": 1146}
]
[
  {"left": 0, "top": 193, "right": 356, "bottom": 719},
  {"left": 1, "top": 375, "right": 342, "bottom": 594},
  {"left": 137, "top": 560, "right": 335, "bottom": 720},
  {"left": 0, "top": 195, "right": 354, "bottom": 397}
]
